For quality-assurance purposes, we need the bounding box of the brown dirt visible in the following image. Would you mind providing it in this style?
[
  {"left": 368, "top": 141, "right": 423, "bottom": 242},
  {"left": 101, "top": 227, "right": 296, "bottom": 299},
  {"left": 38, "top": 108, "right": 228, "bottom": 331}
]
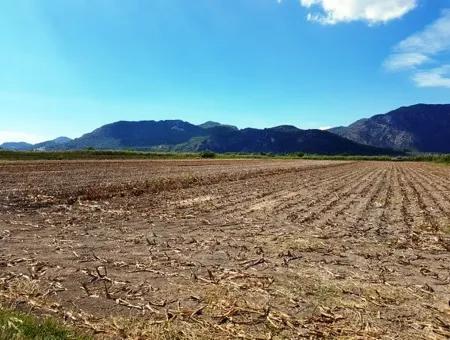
[{"left": 0, "top": 159, "right": 449, "bottom": 339}]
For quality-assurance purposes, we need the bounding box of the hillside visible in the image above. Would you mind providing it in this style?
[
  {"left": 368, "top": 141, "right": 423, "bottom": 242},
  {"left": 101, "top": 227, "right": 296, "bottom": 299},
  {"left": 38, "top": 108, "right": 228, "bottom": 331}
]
[
  {"left": 64, "top": 120, "right": 207, "bottom": 150},
  {"left": 330, "top": 104, "right": 450, "bottom": 152},
  {"left": 186, "top": 125, "right": 394, "bottom": 155},
  {"left": 0, "top": 142, "right": 33, "bottom": 151},
  {"left": 0, "top": 137, "right": 72, "bottom": 152},
  {"left": 34, "top": 137, "right": 72, "bottom": 150}
]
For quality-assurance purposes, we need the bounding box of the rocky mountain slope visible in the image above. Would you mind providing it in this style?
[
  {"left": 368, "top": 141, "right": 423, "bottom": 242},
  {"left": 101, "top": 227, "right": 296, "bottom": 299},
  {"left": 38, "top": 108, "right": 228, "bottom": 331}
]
[{"left": 330, "top": 104, "right": 450, "bottom": 152}]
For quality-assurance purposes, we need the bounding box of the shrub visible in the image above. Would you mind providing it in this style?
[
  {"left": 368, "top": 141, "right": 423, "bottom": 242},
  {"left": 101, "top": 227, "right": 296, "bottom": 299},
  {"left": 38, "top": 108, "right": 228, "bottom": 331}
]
[{"left": 200, "top": 151, "right": 216, "bottom": 159}]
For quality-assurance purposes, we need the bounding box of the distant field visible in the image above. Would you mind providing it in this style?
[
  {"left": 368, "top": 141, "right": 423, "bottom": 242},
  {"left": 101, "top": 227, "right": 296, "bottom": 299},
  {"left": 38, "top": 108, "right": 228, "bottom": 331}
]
[
  {"left": 0, "top": 159, "right": 449, "bottom": 338},
  {"left": 0, "top": 149, "right": 450, "bottom": 163}
]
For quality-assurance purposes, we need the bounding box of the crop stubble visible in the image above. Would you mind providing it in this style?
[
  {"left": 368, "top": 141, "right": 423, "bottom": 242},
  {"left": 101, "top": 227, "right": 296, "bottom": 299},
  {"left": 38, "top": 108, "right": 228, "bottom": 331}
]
[{"left": 0, "top": 159, "right": 449, "bottom": 339}]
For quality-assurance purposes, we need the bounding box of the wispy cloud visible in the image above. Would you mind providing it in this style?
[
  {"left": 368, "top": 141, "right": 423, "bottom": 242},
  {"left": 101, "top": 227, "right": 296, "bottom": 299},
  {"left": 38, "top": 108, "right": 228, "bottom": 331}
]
[
  {"left": 299, "top": 0, "right": 417, "bottom": 25},
  {"left": 412, "top": 65, "right": 450, "bottom": 88},
  {"left": 385, "top": 9, "right": 450, "bottom": 71},
  {"left": 384, "top": 9, "right": 450, "bottom": 89},
  {"left": 384, "top": 52, "right": 430, "bottom": 71}
]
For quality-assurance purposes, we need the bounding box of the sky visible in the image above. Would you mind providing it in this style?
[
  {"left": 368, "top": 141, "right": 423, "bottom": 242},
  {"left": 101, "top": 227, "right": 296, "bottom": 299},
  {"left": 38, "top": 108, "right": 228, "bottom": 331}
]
[{"left": 1, "top": 0, "right": 450, "bottom": 143}]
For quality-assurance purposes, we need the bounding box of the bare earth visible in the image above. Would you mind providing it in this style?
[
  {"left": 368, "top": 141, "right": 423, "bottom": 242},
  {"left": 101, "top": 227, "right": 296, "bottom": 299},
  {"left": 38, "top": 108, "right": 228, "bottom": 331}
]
[{"left": 0, "top": 159, "right": 449, "bottom": 339}]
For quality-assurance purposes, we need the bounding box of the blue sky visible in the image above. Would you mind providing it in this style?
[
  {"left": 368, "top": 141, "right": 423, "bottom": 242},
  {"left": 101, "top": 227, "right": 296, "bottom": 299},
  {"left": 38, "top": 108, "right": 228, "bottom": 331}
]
[{"left": 1, "top": 0, "right": 450, "bottom": 143}]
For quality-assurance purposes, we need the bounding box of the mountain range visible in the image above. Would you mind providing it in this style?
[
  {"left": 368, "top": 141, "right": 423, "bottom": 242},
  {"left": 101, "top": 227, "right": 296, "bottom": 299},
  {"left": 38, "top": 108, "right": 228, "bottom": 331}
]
[
  {"left": 1, "top": 104, "right": 449, "bottom": 155},
  {"left": 57, "top": 120, "right": 393, "bottom": 155}
]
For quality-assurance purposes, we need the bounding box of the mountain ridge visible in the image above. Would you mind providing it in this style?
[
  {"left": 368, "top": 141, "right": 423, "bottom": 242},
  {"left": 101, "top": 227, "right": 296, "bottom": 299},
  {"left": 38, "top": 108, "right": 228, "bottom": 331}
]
[
  {"left": 0, "top": 120, "right": 395, "bottom": 155},
  {"left": 0, "top": 120, "right": 396, "bottom": 155},
  {"left": 329, "top": 104, "right": 450, "bottom": 153}
]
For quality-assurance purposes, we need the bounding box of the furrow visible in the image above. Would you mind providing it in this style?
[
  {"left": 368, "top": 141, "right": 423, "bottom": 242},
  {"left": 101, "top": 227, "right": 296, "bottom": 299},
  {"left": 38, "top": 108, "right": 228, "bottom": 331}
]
[{"left": 285, "top": 167, "right": 383, "bottom": 225}]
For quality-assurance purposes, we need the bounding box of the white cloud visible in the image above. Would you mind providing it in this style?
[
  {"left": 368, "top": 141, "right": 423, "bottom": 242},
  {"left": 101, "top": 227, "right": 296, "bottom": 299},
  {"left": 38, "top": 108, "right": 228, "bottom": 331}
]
[
  {"left": 299, "top": 0, "right": 417, "bottom": 24},
  {"left": 397, "top": 10, "right": 450, "bottom": 55},
  {"left": 385, "top": 9, "right": 450, "bottom": 71},
  {"left": 384, "top": 53, "right": 430, "bottom": 71},
  {"left": 384, "top": 9, "right": 450, "bottom": 89},
  {"left": 412, "top": 65, "right": 450, "bottom": 88},
  {"left": 0, "top": 131, "right": 44, "bottom": 144}
]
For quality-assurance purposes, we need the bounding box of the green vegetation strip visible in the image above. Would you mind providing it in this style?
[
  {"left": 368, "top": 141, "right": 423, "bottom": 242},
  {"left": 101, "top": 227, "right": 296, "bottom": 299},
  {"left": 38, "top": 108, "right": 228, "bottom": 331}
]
[
  {"left": 0, "top": 150, "right": 449, "bottom": 163},
  {"left": 0, "top": 307, "right": 88, "bottom": 340}
]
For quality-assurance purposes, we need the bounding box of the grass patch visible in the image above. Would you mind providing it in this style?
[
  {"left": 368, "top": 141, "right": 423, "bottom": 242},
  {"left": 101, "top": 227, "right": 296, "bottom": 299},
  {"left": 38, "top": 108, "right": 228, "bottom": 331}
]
[
  {"left": 108, "top": 318, "right": 214, "bottom": 340},
  {"left": 0, "top": 307, "right": 88, "bottom": 340},
  {"left": 0, "top": 150, "right": 201, "bottom": 161}
]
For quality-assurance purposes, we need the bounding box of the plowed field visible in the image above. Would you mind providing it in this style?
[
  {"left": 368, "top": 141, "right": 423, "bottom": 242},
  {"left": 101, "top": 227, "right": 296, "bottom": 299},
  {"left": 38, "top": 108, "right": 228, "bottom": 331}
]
[{"left": 0, "top": 160, "right": 449, "bottom": 339}]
